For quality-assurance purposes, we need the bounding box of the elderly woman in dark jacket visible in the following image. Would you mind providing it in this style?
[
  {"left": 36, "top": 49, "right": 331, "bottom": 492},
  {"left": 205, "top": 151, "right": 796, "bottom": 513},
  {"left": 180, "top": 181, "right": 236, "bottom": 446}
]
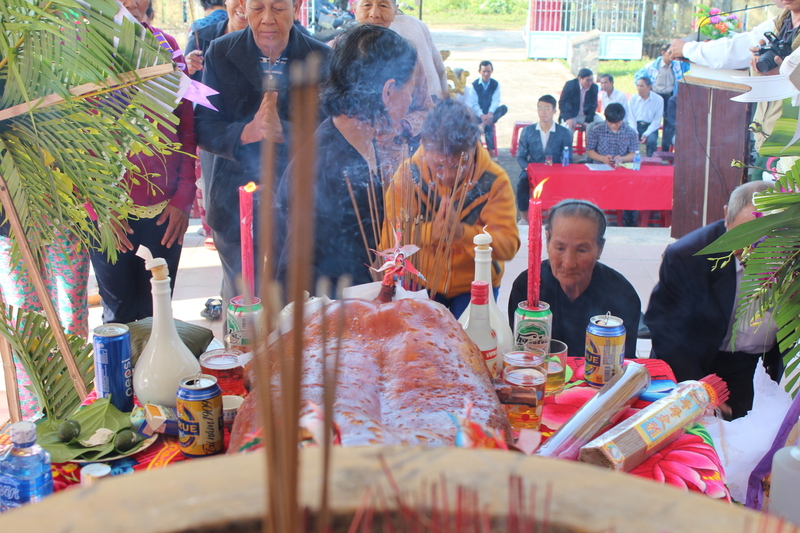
[{"left": 276, "top": 24, "right": 418, "bottom": 292}]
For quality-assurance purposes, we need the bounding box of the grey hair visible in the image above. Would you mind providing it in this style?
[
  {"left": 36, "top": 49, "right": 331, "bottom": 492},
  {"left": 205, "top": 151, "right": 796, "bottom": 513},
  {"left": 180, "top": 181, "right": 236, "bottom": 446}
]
[
  {"left": 546, "top": 199, "right": 607, "bottom": 246},
  {"left": 726, "top": 181, "right": 772, "bottom": 225}
]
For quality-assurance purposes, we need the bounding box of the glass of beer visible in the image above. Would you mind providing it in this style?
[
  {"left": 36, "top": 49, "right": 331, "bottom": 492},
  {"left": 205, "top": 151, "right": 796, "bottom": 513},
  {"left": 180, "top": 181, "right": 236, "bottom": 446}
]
[
  {"left": 502, "top": 344, "right": 545, "bottom": 371},
  {"left": 545, "top": 339, "right": 569, "bottom": 396},
  {"left": 199, "top": 349, "right": 246, "bottom": 396},
  {"left": 225, "top": 332, "right": 252, "bottom": 354},
  {"left": 503, "top": 365, "right": 546, "bottom": 430}
]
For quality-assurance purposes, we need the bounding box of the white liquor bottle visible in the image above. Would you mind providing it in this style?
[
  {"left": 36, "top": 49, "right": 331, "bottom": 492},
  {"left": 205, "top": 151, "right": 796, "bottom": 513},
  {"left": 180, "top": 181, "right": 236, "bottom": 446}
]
[
  {"left": 459, "top": 230, "right": 513, "bottom": 356},
  {"left": 463, "top": 281, "right": 499, "bottom": 378},
  {"left": 133, "top": 249, "right": 201, "bottom": 407}
]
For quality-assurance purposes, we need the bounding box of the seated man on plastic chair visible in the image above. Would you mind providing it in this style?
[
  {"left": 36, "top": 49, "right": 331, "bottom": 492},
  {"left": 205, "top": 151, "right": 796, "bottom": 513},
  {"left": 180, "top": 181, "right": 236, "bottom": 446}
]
[
  {"left": 464, "top": 60, "right": 507, "bottom": 156},
  {"left": 628, "top": 76, "right": 664, "bottom": 157},
  {"left": 584, "top": 103, "right": 639, "bottom": 166}
]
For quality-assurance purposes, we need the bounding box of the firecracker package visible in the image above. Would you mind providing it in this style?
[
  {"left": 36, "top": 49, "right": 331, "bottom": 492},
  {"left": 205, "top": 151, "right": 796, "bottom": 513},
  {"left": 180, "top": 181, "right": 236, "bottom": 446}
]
[{"left": 579, "top": 375, "right": 729, "bottom": 471}]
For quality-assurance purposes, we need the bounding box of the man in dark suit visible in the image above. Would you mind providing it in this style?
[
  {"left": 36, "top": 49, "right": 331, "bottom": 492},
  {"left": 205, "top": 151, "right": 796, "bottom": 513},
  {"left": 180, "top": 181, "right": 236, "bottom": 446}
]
[
  {"left": 515, "top": 94, "right": 572, "bottom": 216},
  {"left": 195, "top": 0, "right": 332, "bottom": 304},
  {"left": 645, "top": 181, "right": 780, "bottom": 419},
  {"left": 558, "top": 67, "right": 599, "bottom": 132}
]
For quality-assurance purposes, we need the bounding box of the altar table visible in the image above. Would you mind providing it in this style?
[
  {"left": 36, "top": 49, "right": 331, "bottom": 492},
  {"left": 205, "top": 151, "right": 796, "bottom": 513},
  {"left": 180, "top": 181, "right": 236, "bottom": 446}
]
[{"left": 0, "top": 358, "right": 728, "bottom": 501}]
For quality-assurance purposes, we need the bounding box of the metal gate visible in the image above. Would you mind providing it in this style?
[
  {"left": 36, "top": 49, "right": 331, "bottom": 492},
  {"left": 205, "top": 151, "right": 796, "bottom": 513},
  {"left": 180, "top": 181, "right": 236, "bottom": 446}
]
[{"left": 525, "top": 0, "right": 646, "bottom": 60}]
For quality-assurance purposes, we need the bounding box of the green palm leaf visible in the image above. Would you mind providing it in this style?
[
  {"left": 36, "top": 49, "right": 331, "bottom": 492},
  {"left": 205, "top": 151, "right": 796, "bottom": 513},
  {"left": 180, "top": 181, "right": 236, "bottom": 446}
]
[
  {"left": 1, "top": 0, "right": 186, "bottom": 264},
  {"left": 702, "top": 166, "right": 800, "bottom": 397},
  {"left": 0, "top": 0, "right": 194, "bottom": 409},
  {"left": 0, "top": 305, "right": 94, "bottom": 420}
]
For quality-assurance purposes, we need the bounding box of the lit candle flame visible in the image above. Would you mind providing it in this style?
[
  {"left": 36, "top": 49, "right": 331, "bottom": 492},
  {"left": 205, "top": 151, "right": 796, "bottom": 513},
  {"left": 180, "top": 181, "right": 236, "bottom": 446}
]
[
  {"left": 533, "top": 177, "right": 549, "bottom": 200},
  {"left": 243, "top": 181, "right": 258, "bottom": 193}
]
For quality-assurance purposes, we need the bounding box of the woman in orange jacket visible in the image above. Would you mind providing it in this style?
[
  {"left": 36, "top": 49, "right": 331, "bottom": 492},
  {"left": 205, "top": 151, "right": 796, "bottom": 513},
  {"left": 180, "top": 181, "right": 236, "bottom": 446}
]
[{"left": 381, "top": 99, "right": 520, "bottom": 317}]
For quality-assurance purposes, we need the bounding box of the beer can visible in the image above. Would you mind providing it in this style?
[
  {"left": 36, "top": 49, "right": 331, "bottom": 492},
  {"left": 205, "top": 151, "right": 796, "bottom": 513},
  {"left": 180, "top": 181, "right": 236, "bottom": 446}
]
[
  {"left": 92, "top": 324, "right": 134, "bottom": 412},
  {"left": 513, "top": 301, "right": 552, "bottom": 351},
  {"left": 584, "top": 314, "right": 626, "bottom": 387},
  {"left": 177, "top": 374, "right": 224, "bottom": 457},
  {"left": 226, "top": 296, "right": 264, "bottom": 347}
]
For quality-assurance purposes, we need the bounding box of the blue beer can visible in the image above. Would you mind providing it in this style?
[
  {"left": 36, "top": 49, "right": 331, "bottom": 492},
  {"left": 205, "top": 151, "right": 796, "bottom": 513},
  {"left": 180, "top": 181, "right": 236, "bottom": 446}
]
[
  {"left": 92, "top": 323, "right": 134, "bottom": 412},
  {"left": 177, "top": 375, "right": 224, "bottom": 457},
  {"left": 584, "top": 314, "right": 626, "bottom": 387}
]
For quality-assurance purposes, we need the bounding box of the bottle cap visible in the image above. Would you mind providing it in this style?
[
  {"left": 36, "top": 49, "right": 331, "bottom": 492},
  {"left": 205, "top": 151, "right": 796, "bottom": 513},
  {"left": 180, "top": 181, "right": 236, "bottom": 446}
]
[
  {"left": 470, "top": 280, "right": 489, "bottom": 305},
  {"left": 136, "top": 245, "right": 169, "bottom": 280},
  {"left": 473, "top": 227, "right": 492, "bottom": 247},
  {"left": 10, "top": 421, "right": 37, "bottom": 447}
]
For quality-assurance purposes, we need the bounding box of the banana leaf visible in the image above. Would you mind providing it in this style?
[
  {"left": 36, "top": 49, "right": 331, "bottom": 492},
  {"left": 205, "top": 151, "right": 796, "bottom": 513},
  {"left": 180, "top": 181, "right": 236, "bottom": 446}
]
[
  {"left": 0, "top": 304, "right": 94, "bottom": 420},
  {"left": 36, "top": 398, "right": 145, "bottom": 463},
  {"left": 757, "top": 98, "right": 800, "bottom": 157}
]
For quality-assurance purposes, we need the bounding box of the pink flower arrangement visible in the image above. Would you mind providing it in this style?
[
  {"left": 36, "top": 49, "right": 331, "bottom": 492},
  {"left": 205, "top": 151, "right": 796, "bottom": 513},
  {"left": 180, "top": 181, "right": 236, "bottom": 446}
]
[{"left": 694, "top": 4, "right": 740, "bottom": 39}]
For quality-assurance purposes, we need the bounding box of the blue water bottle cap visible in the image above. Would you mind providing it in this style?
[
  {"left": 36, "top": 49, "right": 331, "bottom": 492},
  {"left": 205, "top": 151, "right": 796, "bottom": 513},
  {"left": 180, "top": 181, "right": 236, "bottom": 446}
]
[{"left": 10, "top": 421, "right": 37, "bottom": 447}]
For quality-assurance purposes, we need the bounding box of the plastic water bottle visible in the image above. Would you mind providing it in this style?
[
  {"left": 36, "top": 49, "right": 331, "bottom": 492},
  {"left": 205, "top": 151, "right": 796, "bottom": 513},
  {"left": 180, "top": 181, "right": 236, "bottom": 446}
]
[
  {"left": 769, "top": 441, "right": 800, "bottom": 524},
  {"left": 633, "top": 149, "right": 641, "bottom": 171},
  {"left": 0, "top": 422, "right": 54, "bottom": 512},
  {"left": 562, "top": 145, "right": 570, "bottom": 167}
]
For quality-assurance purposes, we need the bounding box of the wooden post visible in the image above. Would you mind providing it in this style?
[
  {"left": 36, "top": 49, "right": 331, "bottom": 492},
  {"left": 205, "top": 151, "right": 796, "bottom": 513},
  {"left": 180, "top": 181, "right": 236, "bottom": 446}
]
[
  {"left": 0, "top": 174, "right": 88, "bottom": 402},
  {"left": 0, "top": 335, "right": 21, "bottom": 423}
]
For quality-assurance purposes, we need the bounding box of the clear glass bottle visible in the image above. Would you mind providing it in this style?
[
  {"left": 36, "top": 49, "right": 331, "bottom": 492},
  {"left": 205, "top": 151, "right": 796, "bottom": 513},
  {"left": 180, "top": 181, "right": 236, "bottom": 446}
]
[
  {"left": 463, "top": 281, "right": 498, "bottom": 379},
  {"left": 133, "top": 256, "right": 201, "bottom": 407},
  {"left": 769, "top": 441, "right": 800, "bottom": 524},
  {"left": 458, "top": 231, "right": 513, "bottom": 357},
  {"left": 0, "top": 421, "right": 53, "bottom": 512}
]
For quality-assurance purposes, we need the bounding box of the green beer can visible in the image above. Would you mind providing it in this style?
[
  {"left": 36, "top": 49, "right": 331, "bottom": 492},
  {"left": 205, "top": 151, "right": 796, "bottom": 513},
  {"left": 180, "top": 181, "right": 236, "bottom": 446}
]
[
  {"left": 514, "top": 301, "right": 552, "bottom": 352},
  {"left": 226, "top": 295, "right": 264, "bottom": 346}
]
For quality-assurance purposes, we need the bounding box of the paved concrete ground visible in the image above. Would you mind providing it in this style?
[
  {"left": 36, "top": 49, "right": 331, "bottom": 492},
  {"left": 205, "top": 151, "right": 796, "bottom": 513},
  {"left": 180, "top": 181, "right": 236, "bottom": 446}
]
[{"left": 0, "top": 30, "right": 675, "bottom": 423}]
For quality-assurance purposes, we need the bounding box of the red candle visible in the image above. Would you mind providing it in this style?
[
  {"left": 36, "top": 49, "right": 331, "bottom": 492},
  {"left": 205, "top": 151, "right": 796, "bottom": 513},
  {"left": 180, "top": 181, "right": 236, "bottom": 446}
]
[
  {"left": 527, "top": 178, "right": 549, "bottom": 308},
  {"left": 239, "top": 182, "right": 258, "bottom": 301}
]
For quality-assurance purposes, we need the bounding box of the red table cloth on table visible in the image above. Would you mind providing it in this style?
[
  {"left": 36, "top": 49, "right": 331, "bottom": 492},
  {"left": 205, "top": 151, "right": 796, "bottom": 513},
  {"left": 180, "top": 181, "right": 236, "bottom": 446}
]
[
  {"left": 526, "top": 163, "right": 674, "bottom": 211},
  {"left": 538, "top": 357, "right": 730, "bottom": 501}
]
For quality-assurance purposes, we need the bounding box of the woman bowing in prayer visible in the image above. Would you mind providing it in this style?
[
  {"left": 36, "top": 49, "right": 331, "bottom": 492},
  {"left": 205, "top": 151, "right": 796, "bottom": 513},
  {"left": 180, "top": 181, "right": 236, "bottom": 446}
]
[
  {"left": 507, "top": 200, "right": 641, "bottom": 358},
  {"left": 275, "top": 24, "right": 418, "bottom": 291}
]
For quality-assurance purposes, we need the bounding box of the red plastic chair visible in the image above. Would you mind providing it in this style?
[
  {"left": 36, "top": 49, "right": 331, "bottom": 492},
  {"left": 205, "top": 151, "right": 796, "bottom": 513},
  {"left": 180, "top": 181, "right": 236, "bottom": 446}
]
[{"left": 511, "top": 121, "right": 533, "bottom": 156}]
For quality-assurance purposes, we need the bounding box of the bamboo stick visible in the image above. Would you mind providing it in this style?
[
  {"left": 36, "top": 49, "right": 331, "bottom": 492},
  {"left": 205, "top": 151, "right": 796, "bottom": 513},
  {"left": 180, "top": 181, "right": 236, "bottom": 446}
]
[
  {"left": 0, "top": 64, "right": 176, "bottom": 122},
  {"left": 254, "top": 73, "right": 280, "bottom": 533},
  {"left": 0, "top": 174, "right": 87, "bottom": 401},
  {"left": 0, "top": 335, "right": 21, "bottom": 423},
  {"left": 279, "top": 53, "right": 321, "bottom": 533}
]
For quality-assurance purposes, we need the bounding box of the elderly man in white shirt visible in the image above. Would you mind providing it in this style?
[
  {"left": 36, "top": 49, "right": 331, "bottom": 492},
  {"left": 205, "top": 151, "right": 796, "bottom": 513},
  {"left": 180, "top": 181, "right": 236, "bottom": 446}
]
[
  {"left": 628, "top": 76, "right": 663, "bottom": 157},
  {"left": 598, "top": 73, "right": 636, "bottom": 131},
  {"left": 464, "top": 60, "right": 508, "bottom": 154}
]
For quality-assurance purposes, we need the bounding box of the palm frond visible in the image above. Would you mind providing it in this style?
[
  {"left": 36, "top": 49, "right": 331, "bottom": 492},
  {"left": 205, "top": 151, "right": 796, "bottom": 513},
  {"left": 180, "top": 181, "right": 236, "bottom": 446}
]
[
  {"left": 0, "top": 0, "right": 188, "bottom": 263},
  {"left": 0, "top": 303, "right": 94, "bottom": 420},
  {"left": 704, "top": 161, "right": 800, "bottom": 397}
]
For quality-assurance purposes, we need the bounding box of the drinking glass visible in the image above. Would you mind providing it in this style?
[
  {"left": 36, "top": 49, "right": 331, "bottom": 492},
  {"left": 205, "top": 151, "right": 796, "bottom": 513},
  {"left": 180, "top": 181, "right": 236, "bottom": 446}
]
[
  {"left": 199, "top": 349, "right": 246, "bottom": 396},
  {"left": 545, "top": 339, "right": 569, "bottom": 396},
  {"left": 544, "top": 155, "right": 553, "bottom": 166},
  {"left": 225, "top": 332, "right": 252, "bottom": 354},
  {"left": 503, "top": 364, "right": 547, "bottom": 430}
]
